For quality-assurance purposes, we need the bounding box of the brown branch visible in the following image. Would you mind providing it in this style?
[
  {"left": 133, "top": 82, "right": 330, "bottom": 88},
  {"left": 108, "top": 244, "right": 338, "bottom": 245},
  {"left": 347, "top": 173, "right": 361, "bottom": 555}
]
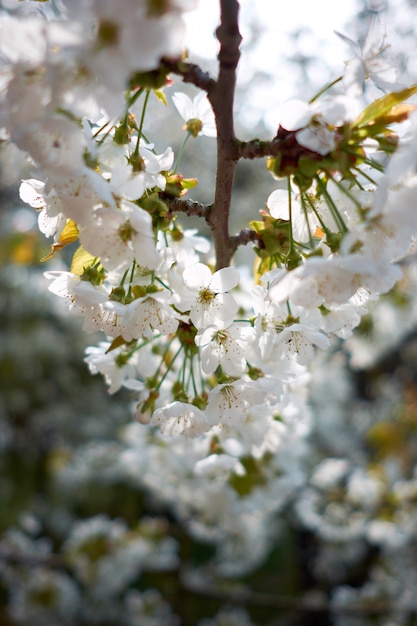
[
  {"left": 161, "top": 57, "right": 216, "bottom": 93},
  {"left": 236, "top": 129, "right": 325, "bottom": 164},
  {"left": 167, "top": 198, "right": 212, "bottom": 219},
  {"left": 182, "top": 578, "right": 416, "bottom": 616},
  {"left": 236, "top": 137, "right": 283, "bottom": 159},
  {"left": 2, "top": 548, "right": 415, "bottom": 617},
  {"left": 230, "top": 228, "right": 260, "bottom": 254},
  {"left": 206, "top": 0, "right": 242, "bottom": 269},
  {"left": 0, "top": 549, "right": 66, "bottom": 571}
]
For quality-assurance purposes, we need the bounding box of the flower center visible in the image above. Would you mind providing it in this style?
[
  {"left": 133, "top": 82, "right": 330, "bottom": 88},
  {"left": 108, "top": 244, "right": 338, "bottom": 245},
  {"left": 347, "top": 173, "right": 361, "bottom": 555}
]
[
  {"left": 118, "top": 219, "right": 137, "bottom": 243},
  {"left": 96, "top": 20, "right": 119, "bottom": 47},
  {"left": 186, "top": 118, "right": 203, "bottom": 138},
  {"left": 198, "top": 287, "right": 216, "bottom": 304}
]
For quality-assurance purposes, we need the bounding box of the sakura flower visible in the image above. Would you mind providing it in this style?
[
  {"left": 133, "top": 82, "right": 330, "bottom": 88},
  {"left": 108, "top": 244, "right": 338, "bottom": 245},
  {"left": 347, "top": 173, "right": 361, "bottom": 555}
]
[
  {"left": 17, "top": 116, "right": 86, "bottom": 178},
  {"left": 336, "top": 16, "right": 400, "bottom": 97},
  {"left": 268, "top": 255, "right": 381, "bottom": 308},
  {"left": 206, "top": 379, "right": 270, "bottom": 428},
  {"left": 80, "top": 201, "right": 161, "bottom": 273},
  {"left": 276, "top": 99, "right": 312, "bottom": 131},
  {"left": 19, "top": 178, "right": 66, "bottom": 240},
  {"left": 274, "top": 323, "right": 330, "bottom": 365},
  {"left": 172, "top": 91, "right": 216, "bottom": 137},
  {"left": 124, "top": 291, "right": 179, "bottom": 341},
  {"left": 296, "top": 122, "right": 336, "bottom": 156},
  {"left": 44, "top": 271, "right": 108, "bottom": 318},
  {"left": 267, "top": 189, "right": 319, "bottom": 243},
  {"left": 181, "top": 263, "right": 240, "bottom": 329},
  {"left": 151, "top": 401, "right": 211, "bottom": 438},
  {"left": 139, "top": 143, "right": 174, "bottom": 190},
  {"left": 43, "top": 169, "right": 115, "bottom": 227},
  {"left": 86, "top": 299, "right": 131, "bottom": 339},
  {"left": 158, "top": 228, "right": 211, "bottom": 268},
  {"left": 85, "top": 341, "right": 142, "bottom": 394},
  {"left": 195, "top": 322, "right": 250, "bottom": 377},
  {"left": 108, "top": 163, "right": 146, "bottom": 201}
]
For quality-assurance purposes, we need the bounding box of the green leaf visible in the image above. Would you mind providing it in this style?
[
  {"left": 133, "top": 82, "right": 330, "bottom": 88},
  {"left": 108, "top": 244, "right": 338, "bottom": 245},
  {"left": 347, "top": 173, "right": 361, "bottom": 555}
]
[
  {"left": 180, "top": 177, "right": 198, "bottom": 190},
  {"left": 153, "top": 89, "right": 167, "bottom": 105},
  {"left": 353, "top": 85, "right": 417, "bottom": 128}
]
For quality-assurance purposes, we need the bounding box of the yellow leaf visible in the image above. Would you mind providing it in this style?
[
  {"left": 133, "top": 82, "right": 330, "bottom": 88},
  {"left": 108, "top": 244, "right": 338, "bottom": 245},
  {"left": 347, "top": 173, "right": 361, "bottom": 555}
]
[
  {"left": 353, "top": 84, "right": 417, "bottom": 128},
  {"left": 41, "top": 219, "right": 79, "bottom": 262},
  {"left": 70, "top": 245, "right": 97, "bottom": 276},
  {"left": 106, "top": 335, "right": 129, "bottom": 353}
]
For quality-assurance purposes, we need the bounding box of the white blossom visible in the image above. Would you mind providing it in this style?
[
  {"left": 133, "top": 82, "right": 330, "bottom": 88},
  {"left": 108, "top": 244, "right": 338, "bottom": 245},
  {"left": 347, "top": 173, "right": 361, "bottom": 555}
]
[
  {"left": 181, "top": 263, "right": 240, "bottom": 329},
  {"left": 172, "top": 91, "right": 216, "bottom": 137}
]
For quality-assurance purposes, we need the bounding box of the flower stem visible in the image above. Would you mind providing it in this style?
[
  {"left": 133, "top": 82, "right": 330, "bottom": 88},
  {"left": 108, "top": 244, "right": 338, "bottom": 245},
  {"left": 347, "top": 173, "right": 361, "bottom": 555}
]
[
  {"left": 134, "top": 89, "right": 151, "bottom": 157},
  {"left": 173, "top": 132, "right": 191, "bottom": 173}
]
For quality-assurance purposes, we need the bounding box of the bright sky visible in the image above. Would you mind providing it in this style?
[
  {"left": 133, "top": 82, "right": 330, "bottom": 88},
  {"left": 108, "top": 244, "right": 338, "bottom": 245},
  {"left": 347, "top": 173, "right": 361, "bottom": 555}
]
[{"left": 184, "top": 0, "right": 359, "bottom": 132}]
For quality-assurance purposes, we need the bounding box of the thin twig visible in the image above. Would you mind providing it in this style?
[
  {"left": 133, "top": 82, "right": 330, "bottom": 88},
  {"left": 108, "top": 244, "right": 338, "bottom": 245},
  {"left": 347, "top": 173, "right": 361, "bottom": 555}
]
[
  {"left": 230, "top": 228, "right": 260, "bottom": 254},
  {"left": 182, "top": 578, "right": 417, "bottom": 616},
  {"left": 161, "top": 57, "right": 216, "bottom": 93},
  {"left": 0, "top": 549, "right": 66, "bottom": 571},
  {"left": 167, "top": 198, "right": 212, "bottom": 219}
]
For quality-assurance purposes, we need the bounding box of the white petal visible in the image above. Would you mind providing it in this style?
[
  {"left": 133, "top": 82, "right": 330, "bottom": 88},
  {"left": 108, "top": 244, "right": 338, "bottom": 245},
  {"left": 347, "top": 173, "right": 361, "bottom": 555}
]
[
  {"left": 210, "top": 266, "right": 240, "bottom": 293},
  {"left": 183, "top": 262, "right": 212, "bottom": 289}
]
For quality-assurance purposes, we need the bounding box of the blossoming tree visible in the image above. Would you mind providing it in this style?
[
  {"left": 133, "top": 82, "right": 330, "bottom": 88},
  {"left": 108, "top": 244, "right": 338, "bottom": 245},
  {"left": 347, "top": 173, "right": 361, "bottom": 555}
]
[{"left": 2, "top": 0, "right": 417, "bottom": 623}]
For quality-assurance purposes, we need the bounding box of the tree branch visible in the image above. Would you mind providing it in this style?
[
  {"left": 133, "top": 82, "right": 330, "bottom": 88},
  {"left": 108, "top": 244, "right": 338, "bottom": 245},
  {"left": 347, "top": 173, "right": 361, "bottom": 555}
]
[
  {"left": 167, "top": 198, "right": 212, "bottom": 219},
  {"left": 2, "top": 548, "right": 414, "bottom": 618},
  {"left": 236, "top": 129, "right": 324, "bottom": 164},
  {"left": 206, "top": 0, "right": 242, "bottom": 269},
  {"left": 182, "top": 577, "right": 417, "bottom": 616},
  {"left": 161, "top": 58, "right": 216, "bottom": 93},
  {"left": 230, "top": 228, "right": 260, "bottom": 254}
]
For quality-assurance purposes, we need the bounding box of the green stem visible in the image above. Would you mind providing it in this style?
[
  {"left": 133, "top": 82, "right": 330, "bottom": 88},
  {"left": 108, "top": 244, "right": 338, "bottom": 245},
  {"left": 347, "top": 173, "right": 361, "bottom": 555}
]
[
  {"left": 303, "top": 192, "right": 333, "bottom": 238},
  {"left": 287, "top": 177, "right": 296, "bottom": 253},
  {"left": 309, "top": 75, "right": 343, "bottom": 103},
  {"left": 134, "top": 89, "right": 151, "bottom": 157},
  {"left": 189, "top": 360, "right": 198, "bottom": 397},
  {"left": 352, "top": 166, "right": 378, "bottom": 187},
  {"left": 300, "top": 194, "right": 314, "bottom": 247},
  {"left": 315, "top": 176, "right": 348, "bottom": 234},
  {"left": 173, "top": 132, "right": 191, "bottom": 173},
  {"left": 156, "top": 343, "right": 183, "bottom": 390},
  {"left": 127, "top": 87, "right": 144, "bottom": 109},
  {"left": 327, "top": 173, "right": 362, "bottom": 211}
]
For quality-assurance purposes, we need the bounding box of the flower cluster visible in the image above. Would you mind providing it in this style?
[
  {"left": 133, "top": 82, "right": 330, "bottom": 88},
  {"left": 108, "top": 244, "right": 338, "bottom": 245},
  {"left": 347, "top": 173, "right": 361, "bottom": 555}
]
[{"left": 1, "top": 0, "right": 417, "bottom": 460}]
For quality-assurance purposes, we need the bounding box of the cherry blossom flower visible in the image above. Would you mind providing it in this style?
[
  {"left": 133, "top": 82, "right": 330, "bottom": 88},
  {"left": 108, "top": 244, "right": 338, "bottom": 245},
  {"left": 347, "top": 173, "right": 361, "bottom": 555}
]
[
  {"left": 44, "top": 271, "right": 108, "bottom": 318},
  {"left": 267, "top": 189, "right": 318, "bottom": 243},
  {"left": 181, "top": 263, "right": 240, "bottom": 329},
  {"left": 85, "top": 341, "right": 143, "bottom": 394},
  {"left": 151, "top": 402, "right": 211, "bottom": 438},
  {"left": 274, "top": 323, "right": 330, "bottom": 365},
  {"left": 19, "top": 178, "right": 66, "bottom": 240},
  {"left": 172, "top": 91, "right": 216, "bottom": 137},
  {"left": 158, "top": 228, "right": 211, "bottom": 268},
  {"left": 206, "top": 379, "right": 272, "bottom": 428},
  {"left": 195, "top": 322, "right": 250, "bottom": 377},
  {"left": 124, "top": 291, "right": 180, "bottom": 341},
  {"left": 267, "top": 255, "right": 382, "bottom": 309},
  {"left": 80, "top": 201, "right": 161, "bottom": 273},
  {"left": 336, "top": 16, "right": 400, "bottom": 96}
]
